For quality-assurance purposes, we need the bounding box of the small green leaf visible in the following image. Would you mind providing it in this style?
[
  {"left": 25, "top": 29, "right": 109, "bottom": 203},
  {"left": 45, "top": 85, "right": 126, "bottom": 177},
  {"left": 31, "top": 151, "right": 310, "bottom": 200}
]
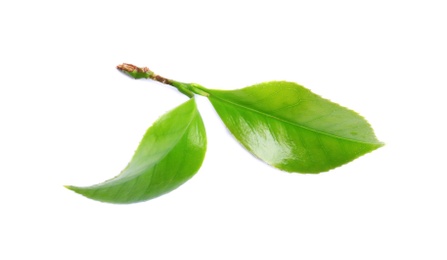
[
  {"left": 66, "top": 98, "right": 207, "bottom": 203},
  {"left": 207, "top": 81, "right": 383, "bottom": 173}
]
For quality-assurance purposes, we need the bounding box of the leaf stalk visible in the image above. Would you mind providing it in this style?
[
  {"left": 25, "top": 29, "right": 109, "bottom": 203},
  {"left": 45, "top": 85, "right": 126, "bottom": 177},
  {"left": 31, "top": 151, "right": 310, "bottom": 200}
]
[{"left": 117, "top": 63, "right": 209, "bottom": 98}]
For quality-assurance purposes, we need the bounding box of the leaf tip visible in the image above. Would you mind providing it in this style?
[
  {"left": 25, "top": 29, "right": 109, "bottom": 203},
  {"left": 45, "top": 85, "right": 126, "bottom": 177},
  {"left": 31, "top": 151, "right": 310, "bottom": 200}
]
[
  {"left": 374, "top": 140, "right": 385, "bottom": 149},
  {"left": 64, "top": 185, "right": 76, "bottom": 191},
  {"left": 64, "top": 185, "right": 82, "bottom": 193}
]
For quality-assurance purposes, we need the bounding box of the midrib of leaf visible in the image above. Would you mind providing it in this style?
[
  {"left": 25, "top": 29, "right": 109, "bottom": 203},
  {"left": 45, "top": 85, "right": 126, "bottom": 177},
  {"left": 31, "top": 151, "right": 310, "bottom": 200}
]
[
  {"left": 209, "top": 94, "right": 382, "bottom": 145},
  {"left": 98, "top": 106, "right": 198, "bottom": 186}
]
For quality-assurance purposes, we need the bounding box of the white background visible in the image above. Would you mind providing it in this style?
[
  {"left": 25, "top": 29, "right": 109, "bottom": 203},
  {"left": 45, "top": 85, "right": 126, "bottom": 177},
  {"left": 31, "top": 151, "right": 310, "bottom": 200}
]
[{"left": 1, "top": 0, "right": 446, "bottom": 259}]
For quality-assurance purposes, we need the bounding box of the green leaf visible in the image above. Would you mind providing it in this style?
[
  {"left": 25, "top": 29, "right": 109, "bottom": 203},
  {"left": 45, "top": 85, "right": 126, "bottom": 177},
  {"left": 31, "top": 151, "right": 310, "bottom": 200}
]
[
  {"left": 66, "top": 98, "right": 207, "bottom": 204},
  {"left": 206, "top": 81, "right": 383, "bottom": 173}
]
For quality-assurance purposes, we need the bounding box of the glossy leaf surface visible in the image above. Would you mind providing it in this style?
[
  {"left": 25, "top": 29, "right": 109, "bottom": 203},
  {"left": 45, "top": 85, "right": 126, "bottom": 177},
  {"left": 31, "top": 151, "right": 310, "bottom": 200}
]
[
  {"left": 207, "top": 81, "right": 383, "bottom": 173},
  {"left": 66, "top": 98, "right": 207, "bottom": 203}
]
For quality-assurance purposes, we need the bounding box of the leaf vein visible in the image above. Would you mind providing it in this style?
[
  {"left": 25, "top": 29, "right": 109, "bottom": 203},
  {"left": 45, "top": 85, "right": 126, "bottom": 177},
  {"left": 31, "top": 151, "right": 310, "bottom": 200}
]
[{"left": 210, "top": 95, "right": 378, "bottom": 145}]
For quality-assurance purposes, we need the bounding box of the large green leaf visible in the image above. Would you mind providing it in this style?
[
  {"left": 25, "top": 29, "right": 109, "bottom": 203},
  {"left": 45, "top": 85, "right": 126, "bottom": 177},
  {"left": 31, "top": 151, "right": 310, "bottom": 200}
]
[
  {"left": 206, "top": 81, "right": 383, "bottom": 173},
  {"left": 66, "top": 98, "right": 207, "bottom": 203}
]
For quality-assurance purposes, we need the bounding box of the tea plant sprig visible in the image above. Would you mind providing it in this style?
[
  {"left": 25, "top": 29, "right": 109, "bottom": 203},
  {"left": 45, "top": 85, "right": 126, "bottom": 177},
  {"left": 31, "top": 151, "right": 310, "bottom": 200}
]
[{"left": 66, "top": 63, "right": 383, "bottom": 204}]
